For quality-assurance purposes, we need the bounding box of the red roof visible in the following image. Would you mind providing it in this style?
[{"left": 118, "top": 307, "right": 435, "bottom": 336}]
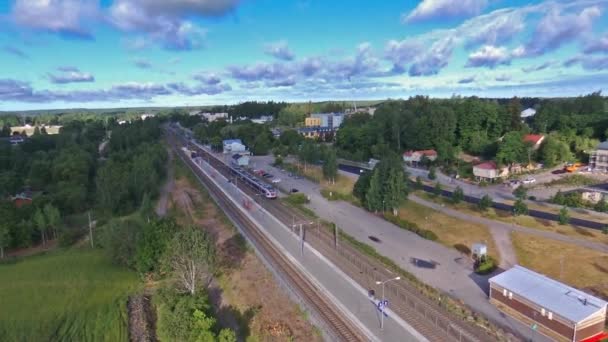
[
  {"left": 523, "top": 134, "right": 544, "bottom": 145},
  {"left": 403, "top": 149, "right": 437, "bottom": 157},
  {"left": 474, "top": 161, "right": 497, "bottom": 170}
]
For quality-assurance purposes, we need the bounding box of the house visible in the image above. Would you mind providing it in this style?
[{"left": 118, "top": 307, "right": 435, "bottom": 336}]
[
  {"left": 202, "top": 112, "right": 228, "bottom": 122},
  {"left": 310, "top": 113, "right": 344, "bottom": 129},
  {"left": 251, "top": 115, "right": 273, "bottom": 124},
  {"left": 489, "top": 265, "right": 608, "bottom": 342},
  {"left": 140, "top": 113, "right": 155, "bottom": 120},
  {"left": 11, "top": 191, "right": 33, "bottom": 208},
  {"left": 473, "top": 161, "right": 509, "bottom": 181},
  {"left": 403, "top": 150, "right": 437, "bottom": 165},
  {"left": 523, "top": 134, "right": 545, "bottom": 150},
  {"left": 297, "top": 127, "right": 335, "bottom": 140},
  {"left": 521, "top": 108, "right": 537, "bottom": 118},
  {"left": 231, "top": 154, "right": 250, "bottom": 167},
  {"left": 271, "top": 128, "right": 281, "bottom": 138},
  {"left": 305, "top": 117, "right": 322, "bottom": 127},
  {"left": 590, "top": 141, "right": 608, "bottom": 171},
  {"left": 222, "top": 139, "right": 247, "bottom": 153}
]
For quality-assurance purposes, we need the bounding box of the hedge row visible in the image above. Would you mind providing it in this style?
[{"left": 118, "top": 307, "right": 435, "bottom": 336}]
[{"left": 382, "top": 213, "right": 438, "bottom": 241}]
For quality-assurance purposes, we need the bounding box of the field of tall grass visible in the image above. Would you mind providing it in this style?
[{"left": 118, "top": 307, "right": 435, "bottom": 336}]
[{"left": 0, "top": 248, "right": 140, "bottom": 341}]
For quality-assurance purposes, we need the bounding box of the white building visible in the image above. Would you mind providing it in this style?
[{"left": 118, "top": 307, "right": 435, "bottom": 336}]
[
  {"left": 202, "top": 112, "right": 228, "bottom": 122},
  {"left": 521, "top": 108, "right": 537, "bottom": 118},
  {"left": 140, "top": 113, "right": 155, "bottom": 120},
  {"left": 251, "top": 115, "right": 273, "bottom": 124},
  {"left": 223, "top": 139, "right": 247, "bottom": 153}
]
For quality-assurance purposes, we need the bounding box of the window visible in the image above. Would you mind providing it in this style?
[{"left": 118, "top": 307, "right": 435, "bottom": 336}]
[
  {"left": 541, "top": 308, "right": 545, "bottom": 316},
  {"left": 508, "top": 292, "right": 513, "bottom": 299},
  {"left": 548, "top": 312, "right": 553, "bottom": 320},
  {"left": 503, "top": 289, "right": 507, "bottom": 296}
]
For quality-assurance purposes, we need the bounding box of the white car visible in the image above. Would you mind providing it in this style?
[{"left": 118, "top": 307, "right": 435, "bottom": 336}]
[
  {"left": 271, "top": 178, "right": 281, "bottom": 183},
  {"left": 522, "top": 177, "right": 536, "bottom": 184}
]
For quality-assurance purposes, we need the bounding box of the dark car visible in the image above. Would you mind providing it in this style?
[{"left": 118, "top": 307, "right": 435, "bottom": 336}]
[
  {"left": 552, "top": 169, "right": 566, "bottom": 175},
  {"left": 263, "top": 173, "right": 274, "bottom": 178},
  {"left": 290, "top": 188, "right": 299, "bottom": 193}
]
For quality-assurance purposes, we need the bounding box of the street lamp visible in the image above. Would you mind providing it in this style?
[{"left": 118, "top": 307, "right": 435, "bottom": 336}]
[{"left": 375, "top": 276, "right": 400, "bottom": 331}]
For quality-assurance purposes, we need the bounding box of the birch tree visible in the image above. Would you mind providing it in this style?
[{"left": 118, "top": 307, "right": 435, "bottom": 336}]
[
  {"left": 0, "top": 223, "right": 9, "bottom": 258},
  {"left": 164, "top": 227, "right": 216, "bottom": 295},
  {"left": 34, "top": 209, "right": 47, "bottom": 246}
]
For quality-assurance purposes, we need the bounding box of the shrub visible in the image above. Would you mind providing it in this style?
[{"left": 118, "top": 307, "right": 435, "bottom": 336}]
[
  {"left": 602, "top": 226, "right": 608, "bottom": 235},
  {"left": 428, "top": 166, "right": 437, "bottom": 180},
  {"left": 513, "top": 199, "right": 528, "bottom": 216},
  {"left": 528, "top": 196, "right": 536, "bottom": 201},
  {"left": 558, "top": 206, "right": 570, "bottom": 225},
  {"left": 415, "top": 176, "right": 423, "bottom": 190},
  {"left": 383, "top": 213, "right": 437, "bottom": 241},
  {"left": 475, "top": 256, "right": 497, "bottom": 275},
  {"left": 433, "top": 182, "right": 442, "bottom": 197},
  {"left": 452, "top": 186, "right": 464, "bottom": 204},
  {"left": 286, "top": 193, "right": 309, "bottom": 205},
  {"left": 478, "top": 194, "right": 492, "bottom": 211},
  {"left": 58, "top": 226, "right": 84, "bottom": 248}
]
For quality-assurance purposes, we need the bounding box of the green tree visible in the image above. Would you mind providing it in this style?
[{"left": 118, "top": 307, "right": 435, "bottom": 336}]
[
  {"left": 552, "top": 189, "right": 566, "bottom": 205},
  {"left": 415, "top": 176, "right": 423, "bottom": 190},
  {"left": 508, "top": 97, "right": 522, "bottom": 130},
  {"left": 428, "top": 166, "right": 436, "bottom": 180},
  {"left": 33, "top": 209, "right": 47, "bottom": 246},
  {"left": 163, "top": 226, "right": 216, "bottom": 295},
  {"left": 136, "top": 218, "right": 177, "bottom": 274},
  {"left": 365, "top": 169, "right": 384, "bottom": 212},
  {"left": 192, "top": 309, "right": 217, "bottom": 342},
  {"left": 594, "top": 198, "right": 608, "bottom": 213},
  {"left": 43, "top": 204, "right": 61, "bottom": 240},
  {"left": 452, "top": 186, "right": 464, "bottom": 204},
  {"left": 100, "top": 218, "right": 140, "bottom": 268},
  {"left": 513, "top": 185, "right": 528, "bottom": 200},
  {"left": 478, "top": 194, "right": 492, "bottom": 211},
  {"left": 497, "top": 131, "right": 527, "bottom": 165},
  {"left": 384, "top": 162, "right": 408, "bottom": 216},
  {"left": 218, "top": 329, "right": 237, "bottom": 342},
  {"left": 353, "top": 171, "right": 372, "bottom": 205},
  {"left": 558, "top": 206, "right": 570, "bottom": 225},
  {"left": 433, "top": 182, "right": 442, "bottom": 197},
  {"left": 539, "top": 136, "right": 572, "bottom": 167},
  {"left": 513, "top": 199, "right": 528, "bottom": 216},
  {"left": 322, "top": 149, "right": 338, "bottom": 184}
]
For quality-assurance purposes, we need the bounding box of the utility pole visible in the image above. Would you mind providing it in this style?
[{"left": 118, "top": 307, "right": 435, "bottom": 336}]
[
  {"left": 88, "top": 211, "right": 94, "bottom": 248},
  {"left": 299, "top": 224, "right": 304, "bottom": 256}
]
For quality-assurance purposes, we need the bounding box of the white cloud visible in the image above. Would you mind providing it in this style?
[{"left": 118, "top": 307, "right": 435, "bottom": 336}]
[
  {"left": 12, "top": 0, "right": 99, "bottom": 38},
  {"left": 403, "top": 0, "right": 488, "bottom": 23},
  {"left": 466, "top": 45, "right": 511, "bottom": 68},
  {"left": 264, "top": 40, "right": 295, "bottom": 61}
]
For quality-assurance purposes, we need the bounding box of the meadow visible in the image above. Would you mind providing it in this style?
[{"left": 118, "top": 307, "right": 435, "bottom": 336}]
[{"left": 0, "top": 248, "right": 140, "bottom": 341}]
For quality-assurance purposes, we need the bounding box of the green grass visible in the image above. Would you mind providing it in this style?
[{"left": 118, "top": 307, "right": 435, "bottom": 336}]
[{"left": 0, "top": 248, "right": 141, "bottom": 342}]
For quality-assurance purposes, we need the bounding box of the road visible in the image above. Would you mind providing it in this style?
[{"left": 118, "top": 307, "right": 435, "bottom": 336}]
[{"left": 250, "top": 155, "right": 551, "bottom": 342}]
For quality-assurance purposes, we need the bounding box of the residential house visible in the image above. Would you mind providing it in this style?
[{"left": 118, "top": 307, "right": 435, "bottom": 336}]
[
  {"left": 489, "top": 265, "right": 608, "bottom": 342},
  {"left": 231, "top": 154, "right": 250, "bottom": 167},
  {"left": 251, "top": 115, "right": 273, "bottom": 124},
  {"left": 402, "top": 150, "right": 437, "bottom": 166},
  {"left": 297, "top": 127, "right": 335, "bottom": 140},
  {"left": 222, "top": 139, "right": 247, "bottom": 154},
  {"left": 590, "top": 141, "right": 608, "bottom": 171},
  {"left": 11, "top": 191, "right": 33, "bottom": 208},
  {"left": 473, "top": 161, "right": 509, "bottom": 181},
  {"left": 202, "top": 112, "right": 228, "bottom": 122},
  {"left": 521, "top": 108, "right": 537, "bottom": 118},
  {"left": 305, "top": 117, "right": 322, "bottom": 127},
  {"left": 140, "top": 113, "right": 155, "bottom": 120},
  {"left": 523, "top": 134, "right": 545, "bottom": 150}
]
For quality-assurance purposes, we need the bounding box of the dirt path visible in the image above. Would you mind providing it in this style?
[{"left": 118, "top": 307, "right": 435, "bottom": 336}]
[
  {"left": 6, "top": 239, "right": 58, "bottom": 258},
  {"left": 155, "top": 147, "right": 175, "bottom": 217},
  {"left": 127, "top": 294, "right": 156, "bottom": 342}
]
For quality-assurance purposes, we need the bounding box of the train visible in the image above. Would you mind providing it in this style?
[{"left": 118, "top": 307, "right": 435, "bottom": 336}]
[{"left": 228, "top": 165, "right": 278, "bottom": 199}]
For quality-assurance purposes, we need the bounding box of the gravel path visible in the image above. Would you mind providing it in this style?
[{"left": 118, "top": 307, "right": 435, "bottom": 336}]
[{"left": 155, "top": 147, "right": 175, "bottom": 217}]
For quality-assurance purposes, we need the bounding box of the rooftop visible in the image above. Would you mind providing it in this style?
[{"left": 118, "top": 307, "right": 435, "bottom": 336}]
[
  {"left": 523, "top": 134, "right": 544, "bottom": 145},
  {"left": 403, "top": 149, "right": 437, "bottom": 157},
  {"left": 489, "top": 265, "right": 608, "bottom": 323},
  {"left": 223, "top": 139, "right": 243, "bottom": 145},
  {"left": 474, "top": 161, "right": 497, "bottom": 170},
  {"left": 596, "top": 141, "right": 608, "bottom": 151}
]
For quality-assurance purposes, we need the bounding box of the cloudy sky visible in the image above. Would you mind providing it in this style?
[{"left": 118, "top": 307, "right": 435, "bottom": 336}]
[{"left": 1, "top": 0, "right": 608, "bottom": 110}]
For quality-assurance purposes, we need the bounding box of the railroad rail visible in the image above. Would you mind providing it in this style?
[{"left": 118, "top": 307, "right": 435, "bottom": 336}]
[
  {"left": 168, "top": 132, "right": 366, "bottom": 342},
  {"left": 172, "top": 128, "right": 504, "bottom": 342}
]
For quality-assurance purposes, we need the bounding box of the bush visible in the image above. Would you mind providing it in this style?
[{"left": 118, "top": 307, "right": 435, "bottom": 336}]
[
  {"left": 383, "top": 213, "right": 437, "bottom": 241},
  {"left": 475, "top": 256, "right": 497, "bottom": 275},
  {"left": 285, "top": 193, "right": 309, "bottom": 205},
  {"left": 528, "top": 196, "right": 536, "bottom": 201},
  {"left": 558, "top": 206, "right": 570, "bottom": 225},
  {"left": 273, "top": 156, "right": 283, "bottom": 167},
  {"left": 451, "top": 186, "right": 464, "bottom": 204},
  {"left": 478, "top": 194, "right": 492, "bottom": 211},
  {"left": 428, "top": 166, "right": 437, "bottom": 180},
  {"left": 513, "top": 199, "right": 528, "bottom": 216},
  {"left": 602, "top": 226, "right": 608, "bottom": 235},
  {"left": 58, "top": 226, "right": 84, "bottom": 248}
]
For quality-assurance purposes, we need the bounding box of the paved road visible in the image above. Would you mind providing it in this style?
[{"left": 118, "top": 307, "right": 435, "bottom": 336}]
[{"left": 251, "top": 155, "right": 550, "bottom": 342}]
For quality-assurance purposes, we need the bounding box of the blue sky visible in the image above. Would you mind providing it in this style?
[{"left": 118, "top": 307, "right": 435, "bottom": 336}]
[{"left": 1, "top": 0, "right": 608, "bottom": 110}]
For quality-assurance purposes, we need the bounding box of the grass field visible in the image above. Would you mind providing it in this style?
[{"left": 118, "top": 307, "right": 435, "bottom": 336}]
[
  {"left": 284, "top": 162, "right": 358, "bottom": 203},
  {"left": 418, "top": 192, "right": 608, "bottom": 245},
  {"left": 397, "top": 200, "right": 499, "bottom": 261},
  {"left": 0, "top": 248, "right": 140, "bottom": 341},
  {"left": 11, "top": 125, "right": 62, "bottom": 136},
  {"left": 511, "top": 232, "right": 608, "bottom": 299}
]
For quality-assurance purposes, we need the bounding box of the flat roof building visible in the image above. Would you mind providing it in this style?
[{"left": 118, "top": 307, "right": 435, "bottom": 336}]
[{"left": 489, "top": 265, "right": 607, "bottom": 342}]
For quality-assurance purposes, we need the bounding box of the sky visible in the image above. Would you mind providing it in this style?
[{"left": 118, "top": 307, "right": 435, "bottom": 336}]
[{"left": 0, "top": 0, "right": 608, "bottom": 111}]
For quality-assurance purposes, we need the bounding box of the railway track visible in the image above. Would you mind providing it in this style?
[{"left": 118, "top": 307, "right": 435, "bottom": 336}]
[
  {"left": 168, "top": 132, "right": 366, "bottom": 342},
  {"left": 173, "top": 129, "right": 497, "bottom": 342}
]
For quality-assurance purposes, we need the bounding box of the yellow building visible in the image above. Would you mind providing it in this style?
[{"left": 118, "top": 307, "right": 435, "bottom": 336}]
[{"left": 305, "top": 117, "right": 321, "bottom": 127}]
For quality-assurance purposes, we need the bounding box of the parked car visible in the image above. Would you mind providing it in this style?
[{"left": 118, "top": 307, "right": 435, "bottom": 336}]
[
  {"left": 522, "top": 177, "right": 536, "bottom": 184},
  {"left": 271, "top": 178, "right": 281, "bottom": 183},
  {"left": 263, "top": 173, "right": 274, "bottom": 178},
  {"left": 552, "top": 169, "right": 566, "bottom": 175},
  {"left": 290, "top": 188, "right": 299, "bottom": 193}
]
